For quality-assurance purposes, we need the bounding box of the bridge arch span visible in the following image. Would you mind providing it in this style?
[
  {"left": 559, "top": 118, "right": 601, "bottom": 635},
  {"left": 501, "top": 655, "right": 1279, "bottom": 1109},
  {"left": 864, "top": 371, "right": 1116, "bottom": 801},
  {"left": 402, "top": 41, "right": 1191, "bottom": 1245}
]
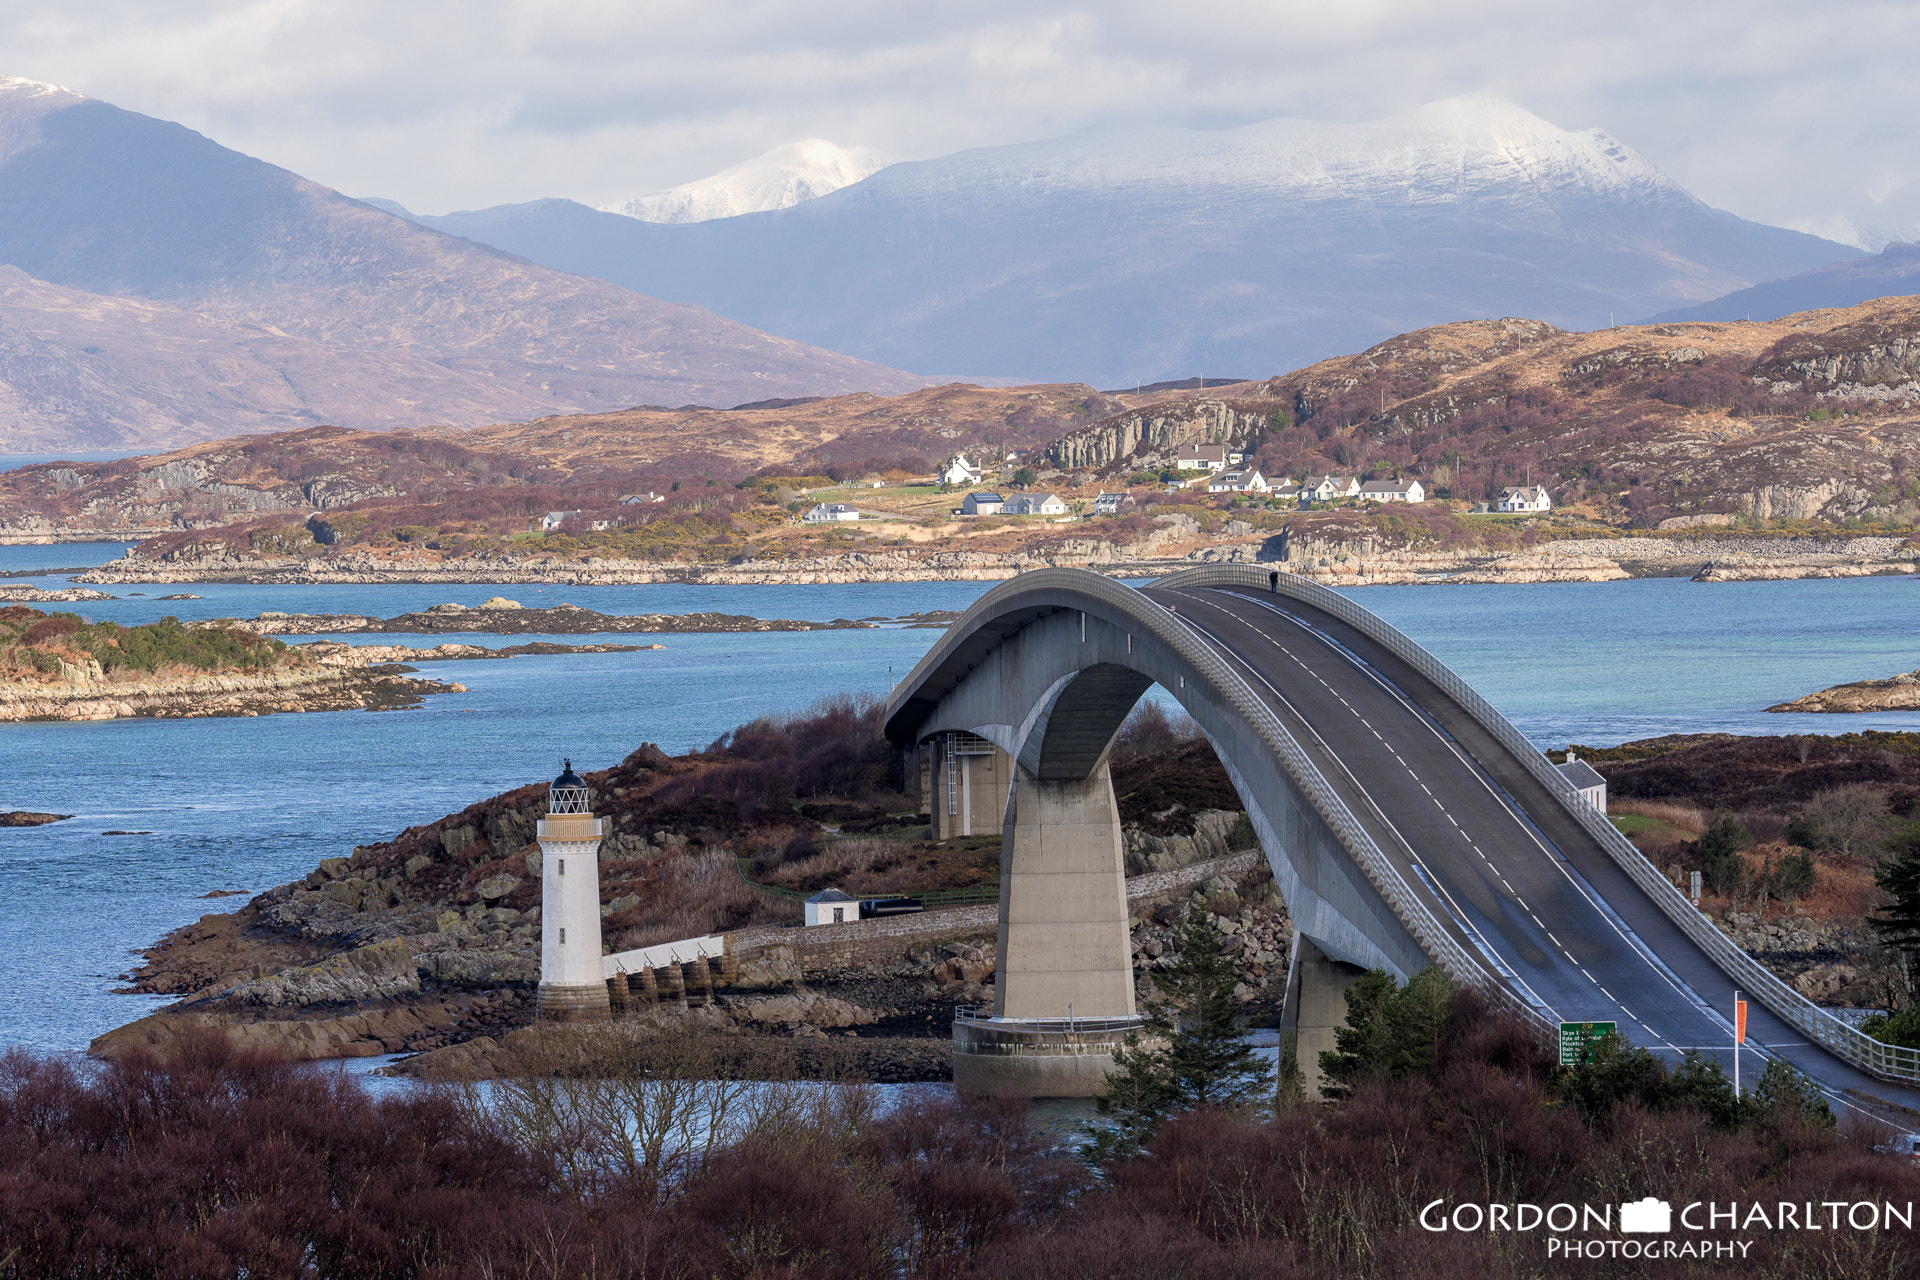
[{"left": 886, "top": 566, "right": 1920, "bottom": 1106}]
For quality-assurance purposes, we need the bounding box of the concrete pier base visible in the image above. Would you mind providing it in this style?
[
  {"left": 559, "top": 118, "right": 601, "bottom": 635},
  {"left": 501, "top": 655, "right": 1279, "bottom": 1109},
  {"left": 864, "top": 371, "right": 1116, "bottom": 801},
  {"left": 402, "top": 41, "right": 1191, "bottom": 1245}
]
[
  {"left": 952, "top": 1014, "right": 1148, "bottom": 1097},
  {"left": 959, "top": 761, "right": 1140, "bottom": 1097},
  {"left": 536, "top": 982, "right": 611, "bottom": 1023},
  {"left": 1279, "top": 933, "right": 1368, "bottom": 1099}
]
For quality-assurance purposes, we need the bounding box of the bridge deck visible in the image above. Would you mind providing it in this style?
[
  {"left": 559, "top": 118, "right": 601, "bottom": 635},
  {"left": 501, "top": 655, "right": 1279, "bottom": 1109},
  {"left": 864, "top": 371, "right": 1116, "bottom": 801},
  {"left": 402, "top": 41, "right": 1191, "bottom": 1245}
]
[{"left": 1149, "top": 582, "right": 1920, "bottom": 1120}]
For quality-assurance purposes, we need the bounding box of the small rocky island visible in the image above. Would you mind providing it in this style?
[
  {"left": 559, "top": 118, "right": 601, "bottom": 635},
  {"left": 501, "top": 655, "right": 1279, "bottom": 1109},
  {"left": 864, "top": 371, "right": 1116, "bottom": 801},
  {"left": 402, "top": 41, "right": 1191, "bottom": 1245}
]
[
  {"left": 1766, "top": 668, "right": 1920, "bottom": 713},
  {"left": 0, "top": 606, "right": 460, "bottom": 721},
  {"left": 198, "top": 598, "right": 896, "bottom": 636}
]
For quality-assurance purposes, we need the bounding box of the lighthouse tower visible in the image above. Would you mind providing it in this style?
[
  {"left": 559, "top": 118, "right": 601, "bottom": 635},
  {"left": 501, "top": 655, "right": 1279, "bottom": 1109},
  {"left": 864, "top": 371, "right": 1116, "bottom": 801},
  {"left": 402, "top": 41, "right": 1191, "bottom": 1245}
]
[{"left": 536, "top": 759, "right": 611, "bottom": 1022}]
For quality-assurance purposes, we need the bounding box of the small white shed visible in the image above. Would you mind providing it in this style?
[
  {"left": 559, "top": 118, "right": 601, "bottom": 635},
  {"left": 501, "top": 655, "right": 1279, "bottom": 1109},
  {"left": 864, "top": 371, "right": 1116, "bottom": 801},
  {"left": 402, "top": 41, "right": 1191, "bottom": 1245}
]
[
  {"left": 805, "top": 887, "right": 858, "bottom": 926},
  {"left": 1555, "top": 752, "right": 1607, "bottom": 811}
]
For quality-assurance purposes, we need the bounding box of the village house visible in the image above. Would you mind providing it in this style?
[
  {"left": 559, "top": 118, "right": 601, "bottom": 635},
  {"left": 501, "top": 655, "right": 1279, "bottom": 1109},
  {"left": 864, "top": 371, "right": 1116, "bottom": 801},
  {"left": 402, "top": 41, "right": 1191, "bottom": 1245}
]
[
  {"left": 802, "top": 502, "right": 861, "bottom": 523},
  {"left": 1269, "top": 482, "right": 1305, "bottom": 502},
  {"left": 1175, "top": 443, "right": 1232, "bottom": 472},
  {"left": 1358, "top": 477, "right": 1426, "bottom": 503},
  {"left": 540, "top": 510, "right": 577, "bottom": 531},
  {"left": 1301, "top": 475, "right": 1361, "bottom": 502},
  {"left": 1498, "top": 485, "right": 1552, "bottom": 513},
  {"left": 1001, "top": 493, "right": 1068, "bottom": 516},
  {"left": 619, "top": 492, "right": 665, "bottom": 505},
  {"left": 939, "top": 454, "right": 984, "bottom": 486},
  {"left": 1207, "top": 468, "right": 1271, "bottom": 494},
  {"left": 1555, "top": 753, "right": 1607, "bottom": 811},
  {"left": 961, "top": 491, "right": 1005, "bottom": 516},
  {"left": 1093, "top": 491, "right": 1137, "bottom": 515}
]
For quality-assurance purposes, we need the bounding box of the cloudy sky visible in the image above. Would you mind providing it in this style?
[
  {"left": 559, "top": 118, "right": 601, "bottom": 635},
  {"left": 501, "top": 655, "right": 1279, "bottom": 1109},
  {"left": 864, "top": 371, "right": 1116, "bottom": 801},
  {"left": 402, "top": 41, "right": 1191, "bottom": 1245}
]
[{"left": 4, "top": 0, "right": 1917, "bottom": 247}]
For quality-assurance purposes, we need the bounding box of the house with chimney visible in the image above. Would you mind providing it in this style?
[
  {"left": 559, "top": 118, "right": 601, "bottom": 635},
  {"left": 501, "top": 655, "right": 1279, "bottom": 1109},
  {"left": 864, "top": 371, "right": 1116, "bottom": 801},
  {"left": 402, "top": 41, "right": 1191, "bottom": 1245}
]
[{"left": 1498, "top": 485, "right": 1552, "bottom": 513}]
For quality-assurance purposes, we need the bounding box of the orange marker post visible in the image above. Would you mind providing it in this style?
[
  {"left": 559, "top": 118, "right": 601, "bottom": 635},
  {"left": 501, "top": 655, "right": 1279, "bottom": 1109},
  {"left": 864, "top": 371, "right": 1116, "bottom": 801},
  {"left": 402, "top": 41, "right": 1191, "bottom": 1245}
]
[{"left": 1733, "top": 991, "right": 1748, "bottom": 1095}]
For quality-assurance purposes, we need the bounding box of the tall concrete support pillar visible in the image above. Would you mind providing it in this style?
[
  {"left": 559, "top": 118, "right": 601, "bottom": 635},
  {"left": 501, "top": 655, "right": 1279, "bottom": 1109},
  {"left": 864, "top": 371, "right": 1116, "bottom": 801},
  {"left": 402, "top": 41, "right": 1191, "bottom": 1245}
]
[
  {"left": 996, "top": 761, "right": 1134, "bottom": 1019},
  {"left": 954, "top": 761, "right": 1141, "bottom": 1097},
  {"left": 1280, "top": 933, "right": 1368, "bottom": 1100}
]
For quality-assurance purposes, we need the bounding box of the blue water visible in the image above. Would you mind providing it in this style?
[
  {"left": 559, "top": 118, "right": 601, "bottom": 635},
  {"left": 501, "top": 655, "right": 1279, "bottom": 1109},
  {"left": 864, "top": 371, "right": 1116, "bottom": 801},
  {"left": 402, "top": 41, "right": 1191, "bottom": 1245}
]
[{"left": 3, "top": 546, "right": 1917, "bottom": 1055}]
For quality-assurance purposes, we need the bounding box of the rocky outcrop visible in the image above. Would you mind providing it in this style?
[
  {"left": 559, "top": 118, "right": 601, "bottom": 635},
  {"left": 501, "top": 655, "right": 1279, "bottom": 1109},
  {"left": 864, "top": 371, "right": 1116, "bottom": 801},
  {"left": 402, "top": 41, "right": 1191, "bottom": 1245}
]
[
  {"left": 0, "top": 585, "right": 117, "bottom": 601},
  {"left": 0, "top": 665, "right": 462, "bottom": 722},
  {"left": 0, "top": 810, "right": 71, "bottom": 825},
  {"left": 1124, "top": 810, "right": 1248, "bottom": 875},
  {"left": 1766, "top": 670, "right": 1920, "bottom": 713},
  {"left": 297, "top": 640, "right": 656, "bottom": 666},
  {"left": 1043, "top": 399, "right": 1272, "bottom": 470},
  {"left": 87, "top": 994, "right": 516, "bottom": 1063},
  {"left": 186, "top": 937, "right": 420, "bottom": 1008},
  {"left": 194, "top": 603, "right": 872, "bottom": 635}
]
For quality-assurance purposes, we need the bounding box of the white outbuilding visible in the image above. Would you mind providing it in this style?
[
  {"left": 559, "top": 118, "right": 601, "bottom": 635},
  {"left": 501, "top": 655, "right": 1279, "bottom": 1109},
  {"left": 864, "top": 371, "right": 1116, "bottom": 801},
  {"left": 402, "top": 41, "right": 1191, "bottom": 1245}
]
[
  {"left": 1555, "top": 753, "right": 1607, "bottom": 811},
  {"left": 805, "top": 887, "right": 858, "bottom": 926}
]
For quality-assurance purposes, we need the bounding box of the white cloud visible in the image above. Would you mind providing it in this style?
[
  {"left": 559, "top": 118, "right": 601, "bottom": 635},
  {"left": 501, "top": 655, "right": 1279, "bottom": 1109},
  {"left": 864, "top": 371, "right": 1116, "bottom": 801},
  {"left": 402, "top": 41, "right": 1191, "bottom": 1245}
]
[{"left": 1, "top": 0, "right": 1916, "bottom": 246}]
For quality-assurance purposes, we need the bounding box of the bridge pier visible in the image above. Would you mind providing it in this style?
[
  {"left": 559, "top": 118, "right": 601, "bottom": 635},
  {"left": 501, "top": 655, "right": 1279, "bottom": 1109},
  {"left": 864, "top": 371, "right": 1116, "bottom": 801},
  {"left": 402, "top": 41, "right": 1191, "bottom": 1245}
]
[
  {"left": 953, "top": 760, "right": 1142, "bottom": 1097},
  {"left": 1280, "top": 933, "right": 1369, "bottom": 1100}
]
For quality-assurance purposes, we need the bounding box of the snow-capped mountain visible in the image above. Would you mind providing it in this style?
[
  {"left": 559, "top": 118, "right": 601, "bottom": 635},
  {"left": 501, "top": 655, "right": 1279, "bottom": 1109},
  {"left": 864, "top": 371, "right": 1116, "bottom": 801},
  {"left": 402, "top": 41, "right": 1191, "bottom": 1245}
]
[
  {"left": 604, "top": 139, "right": 891, "bottom": 223},
  {"left": 418, "top": 95, "right": 1853, "bottom": 387}
]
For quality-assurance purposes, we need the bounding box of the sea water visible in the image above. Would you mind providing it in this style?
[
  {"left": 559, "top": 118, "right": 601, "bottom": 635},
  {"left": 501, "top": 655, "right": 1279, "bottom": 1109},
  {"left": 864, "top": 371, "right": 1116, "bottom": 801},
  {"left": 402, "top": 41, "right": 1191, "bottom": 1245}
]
[{"left": 3, "top": 544, "right": 1918, "bottom": 1054}]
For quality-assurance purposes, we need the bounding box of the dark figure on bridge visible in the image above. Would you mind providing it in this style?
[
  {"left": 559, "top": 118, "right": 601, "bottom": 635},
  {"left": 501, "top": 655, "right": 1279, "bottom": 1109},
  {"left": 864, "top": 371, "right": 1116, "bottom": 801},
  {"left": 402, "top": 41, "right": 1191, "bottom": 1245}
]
[{"left": 1269, "top": 569, "right": 1280, "bottom": 593}]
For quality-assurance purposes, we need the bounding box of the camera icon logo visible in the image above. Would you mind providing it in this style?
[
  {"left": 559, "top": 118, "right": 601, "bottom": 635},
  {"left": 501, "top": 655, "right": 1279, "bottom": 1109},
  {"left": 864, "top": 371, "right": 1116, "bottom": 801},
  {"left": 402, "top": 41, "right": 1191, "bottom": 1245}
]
[{"left": 1620, "top": 1198, "right": 1672, "bottom": 1233}]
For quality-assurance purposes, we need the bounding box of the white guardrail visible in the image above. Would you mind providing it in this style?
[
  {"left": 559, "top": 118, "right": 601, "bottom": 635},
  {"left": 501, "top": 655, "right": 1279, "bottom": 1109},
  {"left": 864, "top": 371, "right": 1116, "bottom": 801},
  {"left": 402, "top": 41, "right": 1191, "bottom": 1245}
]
[
  {"left": 884, "top": 568, "right": 1549, "bottom": 1033},
  {"left": 1159, "top": 565, "right": 1920, "bottom": 1084},
  {"left": 603, "top": 934, "right": 727, "bottom": 980}
]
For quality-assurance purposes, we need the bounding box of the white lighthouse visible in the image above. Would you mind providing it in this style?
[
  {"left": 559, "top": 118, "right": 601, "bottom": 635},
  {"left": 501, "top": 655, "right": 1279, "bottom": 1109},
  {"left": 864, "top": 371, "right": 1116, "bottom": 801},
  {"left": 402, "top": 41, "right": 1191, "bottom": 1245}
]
[{"left": 536, "top": 759, "right": 611, "bottom": 1022}]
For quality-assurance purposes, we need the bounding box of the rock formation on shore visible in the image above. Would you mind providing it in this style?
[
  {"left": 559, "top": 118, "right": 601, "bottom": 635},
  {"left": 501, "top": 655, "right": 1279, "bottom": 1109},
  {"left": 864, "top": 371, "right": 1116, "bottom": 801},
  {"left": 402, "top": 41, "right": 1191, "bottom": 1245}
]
[{"left": 1767, "top": 670, "right": 1920, "bottom": 712}]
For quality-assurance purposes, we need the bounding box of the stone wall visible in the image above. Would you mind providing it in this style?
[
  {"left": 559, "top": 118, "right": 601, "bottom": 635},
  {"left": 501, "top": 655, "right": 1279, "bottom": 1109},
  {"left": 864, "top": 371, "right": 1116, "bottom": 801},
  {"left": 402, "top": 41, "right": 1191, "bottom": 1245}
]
[{"left": 729, "top": 850, "right": 1263, "bottom": 972}]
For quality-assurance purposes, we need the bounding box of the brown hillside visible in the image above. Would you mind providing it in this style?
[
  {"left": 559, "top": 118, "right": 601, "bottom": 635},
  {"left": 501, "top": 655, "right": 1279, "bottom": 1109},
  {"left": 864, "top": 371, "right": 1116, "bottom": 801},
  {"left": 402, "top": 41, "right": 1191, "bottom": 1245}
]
[
  {"left": 1044, "top": 298, "right": 1920, "bottom": 527},
  {"left": 0, "top": 383, "right": 1133, "bottom": 542}
]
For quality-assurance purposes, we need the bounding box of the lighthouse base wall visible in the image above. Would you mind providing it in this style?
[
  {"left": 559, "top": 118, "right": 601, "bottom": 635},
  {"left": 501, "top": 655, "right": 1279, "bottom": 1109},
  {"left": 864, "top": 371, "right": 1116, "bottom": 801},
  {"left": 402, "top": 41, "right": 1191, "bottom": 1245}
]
[{"left": 536, "top": 982, "right": 611, "bottom": 1023}]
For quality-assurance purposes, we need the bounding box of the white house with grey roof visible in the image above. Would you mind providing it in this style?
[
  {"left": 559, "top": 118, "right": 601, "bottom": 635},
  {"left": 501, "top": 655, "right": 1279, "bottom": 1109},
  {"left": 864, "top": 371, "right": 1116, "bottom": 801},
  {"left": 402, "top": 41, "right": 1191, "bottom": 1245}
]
[
  {"left": 802, "top": 502, "right": 861, "bottom": 523},
  {"left": 1499, "top": 485, "right": 1552, "bottom": 513},
  {"left": 1555, "top": 753, "right": 1606, "bottom": 811},
  {"left": 1302, "top": 475, "right": 1360, "bottom": 502},
  {"left": 1359, "top": 477, "right": 1425, "bottom": 503},
  {"left": 1207, "top": 468, "right": 1271, "bottom": 494},
  {"left": 1002, "top": 493, "right": 1068, "bottom": 516}
]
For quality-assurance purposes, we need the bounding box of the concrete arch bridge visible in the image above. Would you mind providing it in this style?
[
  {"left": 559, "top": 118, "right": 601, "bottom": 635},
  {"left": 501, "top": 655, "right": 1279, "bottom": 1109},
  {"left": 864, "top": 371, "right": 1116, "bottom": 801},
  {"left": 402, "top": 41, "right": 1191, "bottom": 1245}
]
[{"left": 883, "top": 566, "right": 1920, "bottom": 1109}]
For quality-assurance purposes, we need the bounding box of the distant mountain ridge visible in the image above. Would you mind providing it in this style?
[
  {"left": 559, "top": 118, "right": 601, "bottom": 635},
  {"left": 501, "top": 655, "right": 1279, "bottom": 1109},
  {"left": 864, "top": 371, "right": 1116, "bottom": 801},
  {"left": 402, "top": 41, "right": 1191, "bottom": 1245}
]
[
  {"left": 1648, "top": 242, "right": 1920, "bottom": 324},
  {"left": 603, "top": 139, "right": 892, "bottom": 223},
  {"left": 416, "top": 95, "right": 1855, "bottom": 389},
  {"left": 0, "top": 77, "right": 927, "bottom": 449}
]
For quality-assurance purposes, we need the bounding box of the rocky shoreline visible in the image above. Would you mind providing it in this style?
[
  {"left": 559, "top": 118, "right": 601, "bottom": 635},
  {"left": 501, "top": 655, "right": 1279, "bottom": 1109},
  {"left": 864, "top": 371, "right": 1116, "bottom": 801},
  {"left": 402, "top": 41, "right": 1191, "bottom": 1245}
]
[
  {"left": 0, "top": 664, "right": 461, "bottom": 722},
  {"left": 193, "top": 599, "right": 904, "bottom": 636},
  {"left": 63, "top": 532, "right": 1920, "bottom": 589}
]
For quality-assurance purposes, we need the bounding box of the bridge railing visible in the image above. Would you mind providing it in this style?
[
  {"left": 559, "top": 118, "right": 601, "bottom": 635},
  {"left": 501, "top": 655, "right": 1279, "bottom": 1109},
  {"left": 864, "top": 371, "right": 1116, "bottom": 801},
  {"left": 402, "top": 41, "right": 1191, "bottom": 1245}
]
[
  {"left": 953, "top": 1007, "right": 1145, "bottom": 1033},
  {"left": 1161, "top": 565, "right": 1920, "bottom": 1085},
  {"left": 886, "top": 568, "right": 1552, "bottom": 1035}
]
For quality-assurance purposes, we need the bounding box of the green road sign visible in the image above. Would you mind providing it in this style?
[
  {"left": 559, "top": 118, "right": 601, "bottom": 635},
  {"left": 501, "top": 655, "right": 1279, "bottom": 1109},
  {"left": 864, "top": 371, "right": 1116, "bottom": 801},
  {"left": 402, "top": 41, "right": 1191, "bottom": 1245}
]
[{"left": 1559, "top": 1020, "right": 1617, "bottom": 1066}]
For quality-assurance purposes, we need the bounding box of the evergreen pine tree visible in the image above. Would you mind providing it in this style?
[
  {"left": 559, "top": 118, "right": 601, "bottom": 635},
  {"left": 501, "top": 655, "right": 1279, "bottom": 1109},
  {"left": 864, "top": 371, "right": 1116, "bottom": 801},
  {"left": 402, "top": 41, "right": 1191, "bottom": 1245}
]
[
  {"left": 1084, "top": 909, "right": 1273, "bottom": 1166},
  {"left": 1317, "top": 966, "right": 1456, "bottom": 1097},
  {"left": 1871, "top": 832, "right": 1920, "bottom": 961},
  {"left": 1698, "top": 811, "right": 1754, "bottom": 896}
]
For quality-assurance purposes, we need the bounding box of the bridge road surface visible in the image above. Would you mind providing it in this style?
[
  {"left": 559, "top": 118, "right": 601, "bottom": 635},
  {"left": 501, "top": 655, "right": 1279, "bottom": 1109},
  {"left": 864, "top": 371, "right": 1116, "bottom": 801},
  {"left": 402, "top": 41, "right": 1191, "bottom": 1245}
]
[{"left": 1146, "top": 582, "right": 1920, "bottom": 1121}]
